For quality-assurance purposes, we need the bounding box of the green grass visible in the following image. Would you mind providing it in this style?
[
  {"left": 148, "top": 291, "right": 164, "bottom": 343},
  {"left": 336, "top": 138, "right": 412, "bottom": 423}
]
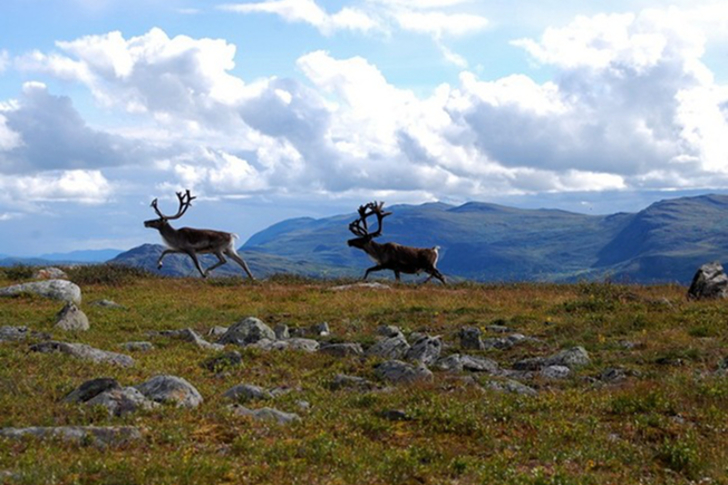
[{"left": 0, "top": 269, "right": 727, "bottom": 484}]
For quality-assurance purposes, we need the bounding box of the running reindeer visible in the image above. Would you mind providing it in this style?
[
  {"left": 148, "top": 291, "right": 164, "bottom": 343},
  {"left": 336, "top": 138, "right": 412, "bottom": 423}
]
[
  {"left": 347, "top": 201, "right": 446, "bottom": 284},
  {"left": 144, "top": 190, "right": 255, "bottom": 280}
]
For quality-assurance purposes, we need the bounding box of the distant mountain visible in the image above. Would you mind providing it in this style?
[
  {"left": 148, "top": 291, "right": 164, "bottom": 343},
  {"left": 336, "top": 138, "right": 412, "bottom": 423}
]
[
  {"left": 239, "top": 194, "right": 728, "bottom": 284},
  {"left": 110, "top": 244, "right": 348, "bottom": 279},
  {"left": 40, "top": 249, "right": 123, "bottom": 262}
]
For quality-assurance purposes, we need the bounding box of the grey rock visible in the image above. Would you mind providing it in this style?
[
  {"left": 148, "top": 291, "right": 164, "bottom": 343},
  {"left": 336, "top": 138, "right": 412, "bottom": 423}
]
[
  {"left": 379, "top": 409, "right": 411, "bottom": 421},
  {"left": 330, "top": 282, "right": 391, "bottom": 291},
  {"left": 33, "top": 267, "right": 68, "bottom": 280},
  {"left": 375, "top": 360, "right": 434, "bottom": 385},
  {"left": 207, "top": 326, "right": 229, "bottom": 338},
  {"left": 274, "top": 324, "right": 290, "bottom": 339},
  {"left": 0, "top": 426, "right": 142, "bottom": 448},
  {"left": 177, "top": 328, "right": 224, "bottom": 350},
  {"left": 484, "top": 379, "right": 538, "bottom": 396},
  {"left": 486, "top": 325, "right": 513, "bottom": 333},
  {"left": 217, "top": 317, "right": 276, "bottom": 346},
  {"left": 459, "top": 327, "right": 484, "bottom": 350},
  {"left": 541, "top": 365, "right": 571, "bottom": 379},
  {"left": 366, "top": 335, "right": 410, "bottom": 360},
  {"left": 0, "top": 279, "right": 81, "bottom": 304},
  {"left": 377, "top": 325, "right": 404, "bottom": 338},
  {"left": 0, "top": 326, "right": 30, "bottom": 342},
  {"left": 223, "top": 384, "right": 272, "bottom": 402},
  {"left": 30, "top": 341, "right": 134, "bottom": 367},
  {"left": 405, "top": 336, "right": 442, "bottom": 365},
  {"left": 200, "top": 351, "right": 243, "bottom": 372},
  {"left": 329, "top": 374, "right": 378, "bottom": 391},
  {"left": 482, "top": 333, "right": 533, "bottom": 350},
  {"left": 311, "top": 322, "right": 330, "bottom": 336},
  {"left": 253, "top": 338, "right": 319, "bottom": 353},
  {"left": 86, "top": 387, "right": 159, "bottom": 417},
  {"left": 319, "top": 343, "right": 363, "bottom": 357},
  {"left": 64, "top": 378, "right": 121, "bottom": 403},
  {"left": 513, "top": 357, "right": 548, "bottom": 371},
  {"left": 135, "top": 375, "right": 203, "bottom": 408},
  {"left": 546, "top": 346, "right": 591, "bottom": 368},
  {"left": 599, "top": 367, "right": 628, "bottom": 383},
  {"left": 89, "top": 299, "right": 125, "bottom": 309},
  {"left": 688, "top": 261, "right": 728, "bottom": 300},
  {"left": 230, "top": 405, "right": 301, "bottom": 424},
  {"left": 436, "top": 354, "right": 499, "bottom": 373},
  {"left": 55, "top": 302, "right": 90, "bottom": 331},
  {"left": 121, "top": 341, "right": 154, "bottom": 352}
]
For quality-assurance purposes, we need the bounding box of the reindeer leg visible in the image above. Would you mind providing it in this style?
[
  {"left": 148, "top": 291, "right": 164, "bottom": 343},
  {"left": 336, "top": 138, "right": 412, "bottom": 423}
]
[
  {"left": 363, "top": 265, "right": 385, "bottom": 280},
  {"left": 157, "top": 249, "right": 178, "bottom": 270},
  {"left": 185, "top": 250, "right": 207, "bottom": 278},
  {"left": 203, "top": 252, "right": 228, "bottom": 277},
  {"left": 225, "top": 248, "right": 256, "bottom": 280}
]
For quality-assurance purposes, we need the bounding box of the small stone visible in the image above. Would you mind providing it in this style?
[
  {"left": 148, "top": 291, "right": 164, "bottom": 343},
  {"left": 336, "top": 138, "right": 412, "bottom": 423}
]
[
  {"left": 33, "top": 267, "right": 68, "bottom": 280},
  {"left": 177, "top": 328, "right": 224, "bottom": 350},
  {"left": 379, "top": 409, "right": 411, "bottom": 421},
  {"left": 217, "top": 317, "right": 276, "bottom": 346},
  {"left": 311, "top": 322, "right": 330, "bottom": 336},
  {"left": 230, "top": 405, "right": 301, "bottom": 424},
  {"left": 121, "top": 341, "right": 155, "bottom": 352},
  {"left": 329, "top": 374, "right": 378, "bottom": 391},
  {"left": 223, "top": 384, "right": 272, "bottom": 402},
  {"left": 546, "top": 346, "right": 591, "bottom": 368},
  {"left": 63, "top": 378, "right": 121, "bottom": 403},
  {"left": 377, "top": 325, "right": 404, "bottom": 338},
  {"left": 330, "top": 282, "right": 391, "bottom": 291},
  {"left": 0, "top": 426, "right": 142, "bottom": 448},
  {"left": 30, "top": 341, "right": 134, "bottom": 367},
  {"left": 274, "top": 324, "right": 290, "bottom": 339},
  {"left": 484, "top": 379, "right": 538, "bottom": 396},
  {"left": 375, "top": 360, "right": 433, "bottom": 385},
  {"left": 89, "top": 299, "right": 125, "bottom": 309},
  {"left": 319, "top": 343, "right": 363, "bottom": 357},
  {"left": 541, "top": 365, "right": 571, "bottom": 379},
  {"left": 366, "top": 335, "right": 410, "bottom": 360},
  {"left": 405, "top": 336, "right": 442, "bottom": 365},
  {"left": 207, "top": 326, "right": 229, "bottom": 338},
  {"left": 459, "top": 327, "right": 484, "bottom": 350},
  {"left": 55, "top": 302, "right": 90, "bottom": 331},
  {"left": 134, "top": 375, "right": 203, "bottom": 408},
  {"left": 0, "top": 326, "right": 30, "bottom": 342}
]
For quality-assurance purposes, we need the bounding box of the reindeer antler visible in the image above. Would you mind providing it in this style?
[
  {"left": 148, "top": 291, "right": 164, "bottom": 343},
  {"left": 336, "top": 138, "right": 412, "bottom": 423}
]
[
  {"left": 348, "top": 201, "right": 392, "bottom": 239},
  {"left": 150, "top": 189, "right": 197, "bottom": 221}
]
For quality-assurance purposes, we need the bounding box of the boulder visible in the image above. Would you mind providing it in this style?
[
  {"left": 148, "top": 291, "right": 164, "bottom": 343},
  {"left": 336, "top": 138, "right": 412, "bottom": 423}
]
[
  {"left": 459, "top": 327, "right": 484, "bottom": 350},
  {"left": 55, "top": 302, "right": 90, "bottom": 331},
  {"left": 319, "top": 343, "right": 363, "bottom": 357},
  {"left": 30, "top": 341, "right": 134, "bottom": 367},
  {"left": 405, "top": 336, "right": 442, "bottom": 365},
  {"left": 135, "top": 375, "right": 203, "bottom": 408},
  {"left": 86, "top": 387, "right": 159, "bottom": 417},
  {"left": 366, "top": 334, "right": 410, "bottom": 360},
  {"left": 230, "top": 405, "right": 300, "bottom": 424},
  {"left": 687, "top": 262, "right": 728, "bottom": 300},
  {"left": 217, "top": 317, "right": 276, "bottom": 346},
  {"left": 63, "top": 378, "right": 121, "bottom": 403},
  {"left": 177, "top": 328, "right": 224, "bottom": 350},
  {"left": 33, "top": 267, "right": 68, "bottom": 280},
  {"left": 374, "top": 360, "right": 433, "bottom": 385},
  {"left": 541, "top": 365, "right": 571, "bottom": 380},
  {"left": 0, "top": 426, "right": 142, "bottom": 448},
  {"left": 0, "top": 280, "right": 81, "bottom": 304},
  {"left": 223, "top": 384, "right": 272, "bottom": 402}
]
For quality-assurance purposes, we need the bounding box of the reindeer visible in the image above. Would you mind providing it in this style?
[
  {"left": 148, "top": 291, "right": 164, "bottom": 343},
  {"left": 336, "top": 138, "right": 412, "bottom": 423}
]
[
  {"left": 143, "top": 190, "right": 255, "bottom": 280},
  {"left": 347, "top": 201, "right": 446, "bottom": 284}
]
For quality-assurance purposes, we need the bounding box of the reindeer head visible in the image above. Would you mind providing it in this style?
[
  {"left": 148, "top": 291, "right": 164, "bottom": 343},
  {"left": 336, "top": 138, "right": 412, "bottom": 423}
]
[
  {"left": 347, "top": 201, "right": 392, "bottom": 248},
  {"left": 144, "top": 189, "right": 196, "bottom": 229}
]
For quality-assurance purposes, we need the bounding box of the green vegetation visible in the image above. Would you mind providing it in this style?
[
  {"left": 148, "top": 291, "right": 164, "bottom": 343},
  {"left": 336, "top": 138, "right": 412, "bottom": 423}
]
[{"left": 1, "top": 268, "right": 727, "bottom": 484}]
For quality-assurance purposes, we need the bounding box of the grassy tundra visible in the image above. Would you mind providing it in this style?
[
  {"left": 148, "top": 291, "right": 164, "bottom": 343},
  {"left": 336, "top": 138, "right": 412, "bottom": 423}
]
[{"left": 0, "top": 265, "right": 727, "bottom": 484}]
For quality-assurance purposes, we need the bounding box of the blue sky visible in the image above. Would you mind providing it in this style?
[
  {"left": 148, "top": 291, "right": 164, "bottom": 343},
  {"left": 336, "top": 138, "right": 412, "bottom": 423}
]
[{"left": 1, "top": 0, "right": 727, "bottom": 256}]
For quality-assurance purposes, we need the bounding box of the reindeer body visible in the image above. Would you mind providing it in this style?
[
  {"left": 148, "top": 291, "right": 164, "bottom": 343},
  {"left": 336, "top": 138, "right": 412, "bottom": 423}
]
[
  {"left": 347, "top": 202, "right": 446, "bottom": 284},
  {"left": 144, "top": 191, "right": 254, "bottom": 280}
]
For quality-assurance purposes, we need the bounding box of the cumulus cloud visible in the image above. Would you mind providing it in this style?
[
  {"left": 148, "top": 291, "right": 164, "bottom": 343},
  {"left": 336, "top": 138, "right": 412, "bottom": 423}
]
[
  {"left": 219, "top": 0, "right": 377, "bottom": 35},
  {"left": 0, "top": 82, "right": 138, "bottom": 174},
  {"left": 0, "top": 169, "right": 113, "bottom": 205}
]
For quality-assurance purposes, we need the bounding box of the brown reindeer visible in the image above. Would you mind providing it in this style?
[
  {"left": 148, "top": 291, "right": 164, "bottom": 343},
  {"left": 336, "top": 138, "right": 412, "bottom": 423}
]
[
  {"left": 347, "top": 201, "right": 446, "bottom": 284},
  {"left": 143, "top": 190, "right": 255, "bottom": 280}
]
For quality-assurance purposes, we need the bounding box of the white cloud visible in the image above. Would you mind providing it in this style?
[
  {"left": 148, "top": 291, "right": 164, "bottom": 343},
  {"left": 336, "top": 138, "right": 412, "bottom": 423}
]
[
  {"left": 0, "top": 50, "right": 8, "bottom": 73},
  {"left": 0, "top": 170, "right": 113, "bottom": 205},
  {"left": 394, "top": 11, "right": 488, "bottom": 38},
  {"left": 219, "top": 0, "right": 377, "bottom": 35}
]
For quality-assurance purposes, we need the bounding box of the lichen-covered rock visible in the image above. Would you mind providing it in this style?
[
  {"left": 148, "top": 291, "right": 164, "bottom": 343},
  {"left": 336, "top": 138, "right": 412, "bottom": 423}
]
[
  {"left": 223, "top": 384, "right": 272, "bottom": 402},
  {"left": 0, "top": 280, "right": 81, "bottom": 304},
  {"left": 366, "top": 334, "right": 410, "bottom": 360},
  {"left": 459, "top": 327, "right": 484, "bottom": 350},
  {"left": 545, "top": 346, "right": 591, "bottom": 368},
  {"left": 0, "top": 426, "right": 142, "bottom": 448},
  {"left": 687, "top": 261, "right": 728, "bottom": 300},
  {"left": 230, "top": 405, "right": 301, "bottom": 424},
  {"left": 33, "top": 267, "right": 68, "bottom": 280},
  {"left": 253, "top": 338, "right": 319, "bottom": 353},
  {"left": 55, "top": 302, "right": 90, "bottom": 331},
  {"left": 377, "top": 325, "right": 404, "bottom": 338},
  {"left": 0, "top": 326, "right": 31, "bottom": 342},
  {"left": 30, "top": 341, "right": 134, "bottom": 367},
  {"left": 541, "top": 365, "right": 571, "bottom": 379},
  {"left": 405, "top": 336, "right": 442, "bottom": 365},
  {"left": 134, "top": 375, "right": 203, "bottom": 408},
  {"left": 375, "top": 360, "right": 433, "bottom": 385},
  {"left": 217, "top": 317, "right": 276, "bottom": 346},
  {"left": 319, "top": 343, "right": 363, "bottom": 357},
  {"left": 86, "top": 387, "right": 159, "bottom": 417},
  {"left": 63, "top": 378, "right": 121, "bottom": 403},
  {"left": 484, "top": 379, "right": 538, "bottom": 396}
]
